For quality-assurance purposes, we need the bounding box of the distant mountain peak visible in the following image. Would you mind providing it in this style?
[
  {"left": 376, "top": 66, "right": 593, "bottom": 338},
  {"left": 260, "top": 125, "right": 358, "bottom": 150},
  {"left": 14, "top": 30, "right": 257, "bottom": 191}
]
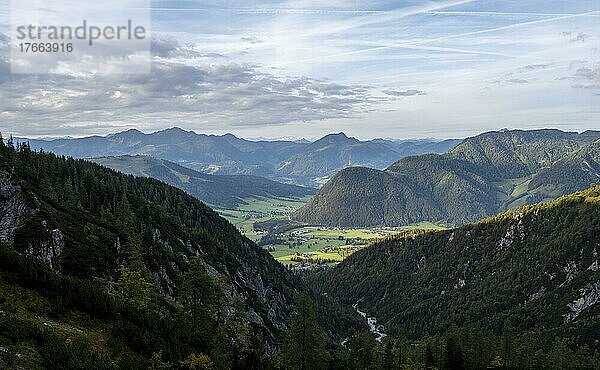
[
  {"left": 325, "top": 132, "right": 349, "bottom": 138},
  {"left": 154, "top": 127, "right": 195, "bottom": 135},
  {"left": 113, "top": 128, "right": 144, "bottom": 137},
  {"left": 316, "top": 132, "right": 356, "bottom": 144}
]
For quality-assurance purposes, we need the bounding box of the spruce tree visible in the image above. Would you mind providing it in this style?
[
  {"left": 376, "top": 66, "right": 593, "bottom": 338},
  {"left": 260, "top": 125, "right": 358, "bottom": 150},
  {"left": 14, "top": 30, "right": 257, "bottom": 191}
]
[
  {"left": 283, "top": 292, "right": 330, "bottom": 370},
  {"left": 443, "top": 335, "right": 465, "bottom": 370}
]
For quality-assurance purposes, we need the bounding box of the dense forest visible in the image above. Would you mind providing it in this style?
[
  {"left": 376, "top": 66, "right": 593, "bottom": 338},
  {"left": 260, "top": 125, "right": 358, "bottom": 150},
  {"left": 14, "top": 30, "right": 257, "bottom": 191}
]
[
  {"left": 294, "top": 129, "right": 600, "bottom": 227},
  {"left": 0, "top": 137, "right": 310, "bottom": 368},
  {"left": 307, "top": 185, "right": 600, "bottom": 368}
]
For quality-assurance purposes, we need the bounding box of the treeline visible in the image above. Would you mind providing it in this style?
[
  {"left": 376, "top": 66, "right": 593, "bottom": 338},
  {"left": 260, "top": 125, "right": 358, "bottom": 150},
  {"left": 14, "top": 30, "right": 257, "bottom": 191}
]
[
  {"left": 290, "top": 256, "right": 337, "bottom": 264},
  {"left": 325, "top": 326, "right": 600, "bottom": 370},
  {"left": 260, "top": 289, "right": 600, "bottom": 370}
]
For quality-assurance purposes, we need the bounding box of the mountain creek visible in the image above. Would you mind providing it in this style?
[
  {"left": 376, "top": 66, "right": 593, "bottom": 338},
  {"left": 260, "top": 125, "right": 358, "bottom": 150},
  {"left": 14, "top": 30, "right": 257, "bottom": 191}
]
[{"left": 353, "top": 303, "right": 387, "bottom": 342}]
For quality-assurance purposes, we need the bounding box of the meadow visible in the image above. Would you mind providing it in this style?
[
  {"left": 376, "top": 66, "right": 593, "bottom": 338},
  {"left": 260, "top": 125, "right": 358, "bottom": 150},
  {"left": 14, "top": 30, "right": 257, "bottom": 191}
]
[{"left": 217, "top": 196, "right": 446, "bottom": 266}]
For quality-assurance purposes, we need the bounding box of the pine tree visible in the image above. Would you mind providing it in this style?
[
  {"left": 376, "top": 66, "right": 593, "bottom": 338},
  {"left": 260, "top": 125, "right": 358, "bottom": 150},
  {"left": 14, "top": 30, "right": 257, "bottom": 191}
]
[
  {"left": 111, "top": 265, "right": 152, "bottom": 308},
  {"left": 351, "top": 331, "right": 376, "bottom": 370},
  {"left": 382, "top": 340, "right": 395, "bottom": 370},
  {"left": 179, "top": 257, "right": 219, "bottom": 335},
  {"left": 425, "top": 342, "right": 435, "bottom": 369},
  {"left": 283, "top": 292, "right": 330, "bottom": 370},
  {"left": 443, "top": 335, "right": 465, "bottom": 370}
]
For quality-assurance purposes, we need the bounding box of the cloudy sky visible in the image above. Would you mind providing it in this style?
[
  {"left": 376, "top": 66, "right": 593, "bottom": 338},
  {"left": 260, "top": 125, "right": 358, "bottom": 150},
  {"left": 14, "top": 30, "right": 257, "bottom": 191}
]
[{"left": 0, "top": 0, "right": 599, "bottom": 140}]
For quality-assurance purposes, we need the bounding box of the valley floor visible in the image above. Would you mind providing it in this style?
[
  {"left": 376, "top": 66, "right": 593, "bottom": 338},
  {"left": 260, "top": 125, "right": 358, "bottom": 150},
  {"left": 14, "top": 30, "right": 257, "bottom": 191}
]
[{"left": 217, "top": 196, "right": 446, "bottom": 268}]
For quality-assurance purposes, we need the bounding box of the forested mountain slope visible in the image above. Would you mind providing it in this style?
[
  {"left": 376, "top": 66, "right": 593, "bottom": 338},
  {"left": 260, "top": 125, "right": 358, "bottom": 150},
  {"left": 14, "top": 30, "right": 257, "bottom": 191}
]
[
  {"left": 92, "top": 155, "right": 314, "bottom": 208},
  {"left": 294, "top": 129, "right": 600, "bottom": 227},
  {"left": 523, "top": 140, "right": 600, "bottom": 203},
  {"left": 0, "top": 139, "right": 301, "bottom": 367},
  {"left": 309, "top": 185, "right": 600, "bottom": 347}
]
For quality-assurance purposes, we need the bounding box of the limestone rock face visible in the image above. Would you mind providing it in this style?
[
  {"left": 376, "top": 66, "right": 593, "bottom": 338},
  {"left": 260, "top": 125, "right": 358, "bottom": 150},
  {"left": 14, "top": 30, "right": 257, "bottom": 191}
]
[{"left": 0, "top": 171, "right": 35, "bottom": 244}]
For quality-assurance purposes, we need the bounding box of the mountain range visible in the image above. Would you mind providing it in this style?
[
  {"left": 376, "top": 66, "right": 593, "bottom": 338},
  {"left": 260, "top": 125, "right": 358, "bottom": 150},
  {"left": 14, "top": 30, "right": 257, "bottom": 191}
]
[
  {"left": 2, "top": 129, "right": 600, "bottom": 368},
  {"left": 91, "top": 155, "right": 314, "bottom": 209},
  {"left": 293, "top": 129, "right": 600, "bottom": 227},
  {"left": 19, "top": 128, "right": 460, "bottom": 187}
]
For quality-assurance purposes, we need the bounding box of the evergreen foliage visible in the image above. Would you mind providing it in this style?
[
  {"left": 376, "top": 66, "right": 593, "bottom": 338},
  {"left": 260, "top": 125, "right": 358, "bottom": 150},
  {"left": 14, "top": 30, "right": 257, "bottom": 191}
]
[
  {"left": 281, "top": 292, "right": 331, "bottom": 370},
  {"left": 0, "top": 140, "right": 301, "bottom": 367},
  {"left": 308, "top": 185, "right": 600, "bottom": 361}
]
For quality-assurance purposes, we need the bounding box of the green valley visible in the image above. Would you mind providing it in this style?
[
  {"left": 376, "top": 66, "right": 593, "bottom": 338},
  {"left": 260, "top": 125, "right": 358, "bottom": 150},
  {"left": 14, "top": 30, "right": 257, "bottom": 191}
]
[
  {"left": 5, "top": 0, "right": 600, "bottom": 366},
  {"left": 263, "top": 224, "right": 445, "bottom": 266},
  {"left": 3, "top": 130, "right": 600, "bottom": 369},
  {"left": 215, "top": 196, "right": 310, "bottom": 241},
  {"left": 304, "top": 184, "right": 600, "bottom": 369},
  {"left": 216, "top": 196, "right": 445, "bottom": 267}
]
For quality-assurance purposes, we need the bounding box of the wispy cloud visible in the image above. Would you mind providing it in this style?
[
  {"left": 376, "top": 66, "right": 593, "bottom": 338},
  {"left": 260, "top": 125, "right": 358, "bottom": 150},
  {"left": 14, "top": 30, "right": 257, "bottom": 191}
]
[{"left": 383, "top": 89, "right": 425, "bottom": 96}]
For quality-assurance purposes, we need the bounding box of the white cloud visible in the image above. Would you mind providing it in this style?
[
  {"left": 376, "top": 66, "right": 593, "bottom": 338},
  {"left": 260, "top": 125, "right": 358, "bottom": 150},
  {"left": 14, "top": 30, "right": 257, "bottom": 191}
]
[
  {"left": 0, "top": 36, "right": 394, "bottom": 136},
  {"left": 383, "top": 89, "right": 425, "bottom": 96}
]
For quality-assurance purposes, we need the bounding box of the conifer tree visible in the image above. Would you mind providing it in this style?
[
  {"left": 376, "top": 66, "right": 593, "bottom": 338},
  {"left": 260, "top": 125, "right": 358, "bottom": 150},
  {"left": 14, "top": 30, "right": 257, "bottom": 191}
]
[
  {"left": 443, "top": 335, "right": 465, "bottom": 370},
  {"left": 283, "top": 292, "right": 330, "bottom": 370}
]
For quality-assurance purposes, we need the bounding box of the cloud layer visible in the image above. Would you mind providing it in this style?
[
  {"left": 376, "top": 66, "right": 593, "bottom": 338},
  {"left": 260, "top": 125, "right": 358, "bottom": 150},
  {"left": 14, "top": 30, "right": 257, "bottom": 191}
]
[{"left": 0, "top": 36, "right": 389, "bottom": 136}]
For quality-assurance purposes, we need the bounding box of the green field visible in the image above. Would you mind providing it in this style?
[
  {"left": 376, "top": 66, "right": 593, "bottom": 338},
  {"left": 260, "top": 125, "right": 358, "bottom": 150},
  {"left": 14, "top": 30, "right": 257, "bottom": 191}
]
[
  {"left": 216, "top": 196, "right": 310, "bottom": 241},
  {"left": 293, "top": 222, "right": 446, "bottom": 239},
  {"left": 266, "top": 241, "right": 354, "bottom": 265},
  {"left": 217, "top": 196, "right": 446, "bottom": 267}
]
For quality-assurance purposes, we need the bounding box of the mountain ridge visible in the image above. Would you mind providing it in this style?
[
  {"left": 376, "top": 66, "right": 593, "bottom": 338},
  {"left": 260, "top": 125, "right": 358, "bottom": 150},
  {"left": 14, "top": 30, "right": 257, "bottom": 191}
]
[
  {"left": 0, "top": 140, "right": 301, "bottom": 363},
  {"left": 91, "top": 155, "right": 315, "bottom": 208},
  {"left": 293, "top": 129, "right": 600, "bottom": 227},
  {"left": 308, "top": 185, "right": 600, "bottom": 346},
  {"left": 15, "top": 129, "right": 460, "bottom": 187}
]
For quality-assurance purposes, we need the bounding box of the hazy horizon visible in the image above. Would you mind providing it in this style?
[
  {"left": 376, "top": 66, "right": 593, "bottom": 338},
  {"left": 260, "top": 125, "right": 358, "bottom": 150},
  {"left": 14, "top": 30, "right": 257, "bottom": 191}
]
[{"left": 8, "top": 125, "right": 600, "bottom": 143}]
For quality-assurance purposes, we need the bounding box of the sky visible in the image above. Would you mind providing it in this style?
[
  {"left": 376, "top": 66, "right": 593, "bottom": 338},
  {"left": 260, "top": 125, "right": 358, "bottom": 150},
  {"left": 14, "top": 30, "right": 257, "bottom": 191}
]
[{"left": 0, "top": 0, "right": 599, "bottom": 140}]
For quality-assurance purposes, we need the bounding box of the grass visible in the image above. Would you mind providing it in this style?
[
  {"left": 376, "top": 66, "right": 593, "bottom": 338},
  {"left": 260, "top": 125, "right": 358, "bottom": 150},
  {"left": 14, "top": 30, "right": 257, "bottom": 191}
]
[
  {"left": 266, "top": 241, "right": 360, "bottom": 265},
  {"left": 0, "top": 277, "right": 115, "bottom": 368},
  {"left": 511, "top": 177, "right": 533, "bottom": 197},
  {"left": 216, "top": 195, "right": 310, "bottom": 242},
  {"left": 271, "top": 222, "right": 445, "bottom": 265},
  {"left": 291, "top": 222, "right": 446, "bottom": 239}
]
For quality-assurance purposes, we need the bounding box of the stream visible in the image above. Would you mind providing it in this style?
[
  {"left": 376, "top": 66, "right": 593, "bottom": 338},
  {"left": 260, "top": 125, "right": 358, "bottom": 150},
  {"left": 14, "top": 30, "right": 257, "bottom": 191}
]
[{"left": 352, "top": 303, "right": 387, "bottom": 342}]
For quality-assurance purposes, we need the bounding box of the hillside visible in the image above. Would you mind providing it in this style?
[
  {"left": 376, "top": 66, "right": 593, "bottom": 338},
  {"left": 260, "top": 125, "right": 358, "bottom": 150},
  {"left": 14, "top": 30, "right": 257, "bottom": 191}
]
[
  {"left": 308, "top": 185, "right": 600, "bottom": 348},
  {"left": 294, "top": 129, "right": 600, "bottom": 227},
  {"left": 91, "top": 155, "right": 314, "bottom": 208},
  {"left": 0, "top": 140, "right": 301, "bottom": 367},
  {"left": 19, "top": 129, "right": 458, "bottom": 186}
]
